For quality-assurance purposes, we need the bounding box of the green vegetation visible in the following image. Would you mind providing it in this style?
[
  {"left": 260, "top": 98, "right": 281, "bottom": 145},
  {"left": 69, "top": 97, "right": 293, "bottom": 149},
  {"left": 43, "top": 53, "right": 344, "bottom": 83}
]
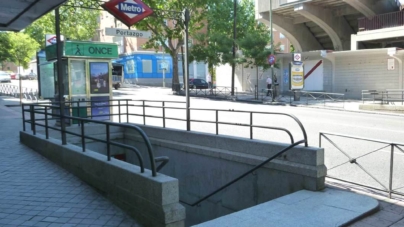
[{"left": 0, "top": 32, "right": 39, "bottom": 69}]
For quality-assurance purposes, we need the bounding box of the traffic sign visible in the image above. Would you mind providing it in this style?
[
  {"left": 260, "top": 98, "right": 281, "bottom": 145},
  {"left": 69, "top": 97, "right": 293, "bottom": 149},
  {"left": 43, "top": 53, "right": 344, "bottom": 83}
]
[
  {"left": 293, "top": 53, "right": 302, "bottom": 62},
  {"left": 101, "top": 0, "right": 154, "bottom": 27},
  {"left": 268, "top": 54, "right": 276, "bottom": 65},
  {"left": 105, "top": 28, "right": 151, "bottom": 38},
  {"left": 45, "top": 34, "right": 64, "bottom": 46}
]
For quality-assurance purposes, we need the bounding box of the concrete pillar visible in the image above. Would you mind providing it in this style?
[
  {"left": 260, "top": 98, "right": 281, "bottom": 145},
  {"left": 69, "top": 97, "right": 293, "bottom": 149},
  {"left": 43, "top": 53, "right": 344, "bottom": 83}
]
[
  {"left": 351, "top": 34, "right": 359, "bottom": 50},
  {"left": 342, "top": 0, "right": 379, "bottom": 18},
  {"left": 257, "top": 12, "right": 323, "bottom": 52},
  {"left": 294, "top": 3, "right": 354, "bottom": 51}
]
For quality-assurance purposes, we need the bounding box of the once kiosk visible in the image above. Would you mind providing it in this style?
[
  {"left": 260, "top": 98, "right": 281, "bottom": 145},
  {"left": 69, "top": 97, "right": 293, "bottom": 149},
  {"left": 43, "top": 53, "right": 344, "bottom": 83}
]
[{"left": 41, "top": 41, "right": 119, "bottom": 124}]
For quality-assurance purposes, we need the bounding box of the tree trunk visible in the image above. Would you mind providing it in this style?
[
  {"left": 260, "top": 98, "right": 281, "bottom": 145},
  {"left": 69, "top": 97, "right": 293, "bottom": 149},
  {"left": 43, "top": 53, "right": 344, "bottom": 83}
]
[{"left": 171, "top": 51, "right": 180, "bottom": 91}]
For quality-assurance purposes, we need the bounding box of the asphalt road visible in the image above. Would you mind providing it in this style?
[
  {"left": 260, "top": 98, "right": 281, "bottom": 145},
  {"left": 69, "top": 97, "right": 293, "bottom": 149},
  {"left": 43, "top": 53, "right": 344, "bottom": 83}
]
[{"left": 113, "top": 87, "right": 404, "bottom": 195}]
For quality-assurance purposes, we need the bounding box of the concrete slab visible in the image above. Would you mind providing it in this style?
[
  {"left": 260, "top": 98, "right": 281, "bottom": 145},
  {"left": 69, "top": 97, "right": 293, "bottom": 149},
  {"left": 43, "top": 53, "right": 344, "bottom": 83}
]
[{"left": 193, "top": 188, "right": 379, "bottom": 227}]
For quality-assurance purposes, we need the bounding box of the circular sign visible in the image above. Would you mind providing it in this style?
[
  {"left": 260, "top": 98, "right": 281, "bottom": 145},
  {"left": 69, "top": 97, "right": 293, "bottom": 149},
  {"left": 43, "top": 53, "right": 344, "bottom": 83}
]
[{"left": 268, "top": 54, "right": 276, "bottom": 65}]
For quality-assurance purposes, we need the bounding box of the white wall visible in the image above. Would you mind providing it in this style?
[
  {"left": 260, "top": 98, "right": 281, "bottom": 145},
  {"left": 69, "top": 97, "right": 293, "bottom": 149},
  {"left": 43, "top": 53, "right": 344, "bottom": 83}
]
[{"left": 334, "top": 54, "right": 401, "bottom": 98}]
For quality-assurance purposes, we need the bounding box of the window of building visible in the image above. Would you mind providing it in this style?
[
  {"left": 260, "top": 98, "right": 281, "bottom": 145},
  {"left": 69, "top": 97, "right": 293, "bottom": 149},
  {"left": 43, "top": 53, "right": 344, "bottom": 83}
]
[
  {"left": 142, "top": 60, "right": 152, "bottom": 73},
  {"left": 280, "top": 45, "right": 285, "bottom": 52},
  {"left": 279, "top": 33, "right": 285, "bottom": 39}
]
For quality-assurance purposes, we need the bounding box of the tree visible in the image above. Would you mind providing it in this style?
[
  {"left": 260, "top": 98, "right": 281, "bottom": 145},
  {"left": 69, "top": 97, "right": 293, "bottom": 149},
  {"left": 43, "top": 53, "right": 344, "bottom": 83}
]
[
  {"left": 24, "top": 1, "right": 100, "bottom": 49},
  {"left": 237, "top": 29, "right": 272, "bottom": 86},
  {"left": 0, "top": 32, "right": 14, "bottom": 70},
  {"left": 9, "top": 32, "right": 39, "bottom": 69},
  {"left": 135, "top": 0, "right": 218, "bottom": 91},
  {"left": 189, "top": 0, "right": 271, "bottom": 87}
]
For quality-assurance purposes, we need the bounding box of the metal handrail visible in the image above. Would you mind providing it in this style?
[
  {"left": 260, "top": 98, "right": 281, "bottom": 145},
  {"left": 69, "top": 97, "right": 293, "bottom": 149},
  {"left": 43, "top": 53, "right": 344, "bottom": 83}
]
[
  {"left": 28, "top": 99, "right": 309, "bottom": 147},
  {"left": 22, "top": 103, "right": 161, "bottom": 177},
  {"left": 290, "top": 90, "right": 345, "bottom": 107},
  {"left": 180, "top": 139, "right": 306, "bottom": 206},
  {"left": 319, "top": 132, "right": 404, "bottom": 198},
  {"left": 128, "top": 101, "right": 307, "bottom": 146}
]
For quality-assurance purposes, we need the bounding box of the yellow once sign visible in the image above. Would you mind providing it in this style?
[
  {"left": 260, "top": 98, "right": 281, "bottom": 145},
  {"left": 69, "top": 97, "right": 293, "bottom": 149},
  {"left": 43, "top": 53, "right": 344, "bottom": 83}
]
[{"left": 290, "top": 63, "right": 304, "bottom": 90}]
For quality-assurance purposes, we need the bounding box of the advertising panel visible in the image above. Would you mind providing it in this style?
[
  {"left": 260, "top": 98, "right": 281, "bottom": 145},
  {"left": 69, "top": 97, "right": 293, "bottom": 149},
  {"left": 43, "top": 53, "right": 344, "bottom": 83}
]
[
  {"left": 91, "top": 96, "right": 110, "bottom": 121},
  {"left": 90, "top": 62, "right": 110, "bottom": 94},
  {"left": 290, "top": 62, "right": 304, "bottom": 90}
]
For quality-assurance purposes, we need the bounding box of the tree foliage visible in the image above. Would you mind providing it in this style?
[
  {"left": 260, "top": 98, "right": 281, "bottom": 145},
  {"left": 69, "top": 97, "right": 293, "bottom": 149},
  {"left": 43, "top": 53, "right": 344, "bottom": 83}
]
[
  {"left": 190, "top": 0, "right": 274, "bottom": 78},
  {"left": 135, "top": 0, "right": 219, "bottom": 89},
  {"left": 9, "top": 32, "right": 39, "bottom": 68},
  {"left": 24, "top": 1, "right": 100, "bottom": 49},
  {"left": 0, "top": 32, "right": 13, "bottom": 64}
]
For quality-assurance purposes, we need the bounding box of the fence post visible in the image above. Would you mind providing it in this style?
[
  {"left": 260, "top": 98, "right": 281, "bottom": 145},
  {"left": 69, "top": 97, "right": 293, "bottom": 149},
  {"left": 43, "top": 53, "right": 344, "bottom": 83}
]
[
  {"left": 22, "top": 104, "right": 26, "bottom": 131},
  {"left": 126, "top": 100, "right": 129, "bottom": 123},
  {"left": 216, "top": 110, "right": 219, "bottom": 135},
  {"left": 162, "top": 101, "right": 166, "bottom": 128},
  {"left": 106, "top": 124, "right": 111, "bottom": 161},
  {"left": 143, "top": 100, "right": 146, "bottom": 125},
  {"left": 81, "top": 120, "right": 85, "bottom": 152},
  {"left": 30, "top": 105, "right": 36, "bottom": 135},
  {"left": 250, "top": 112, "right": 253, "bottom": 139},
  {"left": 118, "top": 100, "right": 121, "bottom": 123},
  {"left": 45, "top": 107, "right": 49, "bottom": 139},
  {"left": 389, "top": 144, "right": 395, "bottom": 199}
]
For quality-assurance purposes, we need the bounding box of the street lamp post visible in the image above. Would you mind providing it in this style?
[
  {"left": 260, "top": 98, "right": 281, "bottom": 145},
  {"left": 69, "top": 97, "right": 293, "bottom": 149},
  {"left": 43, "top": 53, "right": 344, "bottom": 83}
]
[{"left": 270, "top": 0, "right": 275, "bottom": 102}]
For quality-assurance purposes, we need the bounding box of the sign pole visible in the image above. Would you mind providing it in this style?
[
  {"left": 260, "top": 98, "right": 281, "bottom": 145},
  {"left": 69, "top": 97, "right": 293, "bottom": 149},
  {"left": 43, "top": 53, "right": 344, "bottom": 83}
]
[
  {"left": 55, "top": 7, "right": 67, "bottom": 145},
  {"left": 184, "top": 9, "right": 191, "bottom": 131},
  {"left": 270, "top": 0, "right": 275, "bottom": 102}
]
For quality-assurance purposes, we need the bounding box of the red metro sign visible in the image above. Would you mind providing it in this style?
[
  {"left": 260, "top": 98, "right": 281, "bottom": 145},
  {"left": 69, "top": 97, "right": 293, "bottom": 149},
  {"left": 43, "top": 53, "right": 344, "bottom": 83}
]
[{"left": 102, "top": 0, "right": 154, "bottom": 27}]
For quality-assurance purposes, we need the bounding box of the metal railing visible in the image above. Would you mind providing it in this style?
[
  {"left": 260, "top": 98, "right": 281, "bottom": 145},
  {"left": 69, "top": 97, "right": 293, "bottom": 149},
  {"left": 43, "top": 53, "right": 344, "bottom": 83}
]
[
  {"left": 290, "top": 90, "right": 345, "bottom": 107},
  {"left": 320, "top": 132, "right": 404, "bottom": 198},
  {"left": 178, "top": 86, "right": 237, "bottom": 99},
  {"left": 180, "top": 139, "right": 306, "bottom": 206},
  {"left": 362, "top": 89, "right": 404, "bottom": 104},
  {"left": 32, "top": 98, "right": 308, "bottom": 147},
  {"left": 22, "top": 103, "right": 168, "bottom": 177},
  {"left": 358, "top": 10, "right": 404, "bottom": 32},
  {"left": 0, "top": 83, "right": 38, "bottom": 102},
  {"left": 128, "top": 99, "right": 308, "bottom": 146}
]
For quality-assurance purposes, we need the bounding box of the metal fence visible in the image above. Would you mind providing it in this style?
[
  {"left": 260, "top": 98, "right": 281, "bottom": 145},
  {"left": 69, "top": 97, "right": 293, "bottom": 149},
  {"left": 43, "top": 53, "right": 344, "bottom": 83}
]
[
  {"left": 0, "top": 83, "right": 38, "bottom": 102},
  {"left": 290, "top": 90, "right": 345, "bottom": 108},
  {"left": 362, "top": 89, "right": 404, "bottom": 105},
  {"left": 22, "top": 103, "right": 168, "bottom": 177},
  {"left": 320, "top": 132, "right": 404, "bottom": 198},
  {"left": 25, "top": 99, "right": 309, "bottom": 147},
  {"left": 177, "top": 86, "right": 237, "bottom": 99},
  {"left": 358, "top": 10, "right": 404, "bottom": 31}
]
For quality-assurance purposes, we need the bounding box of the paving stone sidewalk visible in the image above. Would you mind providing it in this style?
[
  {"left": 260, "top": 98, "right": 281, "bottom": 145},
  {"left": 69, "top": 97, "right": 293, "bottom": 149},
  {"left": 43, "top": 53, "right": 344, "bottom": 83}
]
[{"left": 0, "top": 96, "right": 141, "bottom": 227}]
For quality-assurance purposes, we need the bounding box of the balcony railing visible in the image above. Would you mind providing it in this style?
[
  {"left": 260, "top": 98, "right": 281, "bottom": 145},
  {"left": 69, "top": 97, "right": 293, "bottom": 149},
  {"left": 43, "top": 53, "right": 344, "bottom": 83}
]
[{"left": 358, "top": 10, "right": 404, "bottom": 32}]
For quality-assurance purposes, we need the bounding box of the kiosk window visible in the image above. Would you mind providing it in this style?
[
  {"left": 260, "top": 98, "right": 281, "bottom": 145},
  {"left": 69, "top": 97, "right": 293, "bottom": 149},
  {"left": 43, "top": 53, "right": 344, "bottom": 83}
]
[{"left": 142, "top": 60, "right": 152, "bottom": 73}]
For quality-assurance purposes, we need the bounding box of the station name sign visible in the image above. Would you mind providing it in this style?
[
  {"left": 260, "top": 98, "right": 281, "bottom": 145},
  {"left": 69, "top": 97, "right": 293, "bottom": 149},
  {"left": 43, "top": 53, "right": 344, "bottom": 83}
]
[{"left": 105, "top": 28, "right": 151, "bottom": 38}]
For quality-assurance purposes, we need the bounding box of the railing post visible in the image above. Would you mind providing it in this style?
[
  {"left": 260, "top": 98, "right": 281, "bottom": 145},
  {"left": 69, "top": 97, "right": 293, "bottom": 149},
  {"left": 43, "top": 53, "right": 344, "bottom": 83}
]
[
  {"left": 143, "top": 100, "right": 146, "bottom": 125},
  {"left": 22, "top": 104, "right": 26, "bottom": 131},
  {"left": 162, "top": 101, "right": 166, "bottom": 128},
  {"left": 77, "top": 101, "right": 80, "bottom": 126},
  {"left": 81, "top": 120, "right": 85, "bottom": 152},
  {"left": 118, "top": 100, "right": 121, "bottom": 123},
  {"left": 30, "top": 105, "right": 36, "bottom": 135},
  {"left": 216, "top": 110, "right": 219, "bottom": 135},
  {"left": 250, "top": 112, "right": 253, "bottom": 139},
  {"left": 106, "top": 124, "right": 111, "bottom": 161},
  {"left": 389, "top": 144, "right": 395, "bottom": 199},
  {"left": 45, "top": 106, "right": 49, "bottom": 139},
  {"left": 126, "top": 100, "right": 129, "bottom": 123}
]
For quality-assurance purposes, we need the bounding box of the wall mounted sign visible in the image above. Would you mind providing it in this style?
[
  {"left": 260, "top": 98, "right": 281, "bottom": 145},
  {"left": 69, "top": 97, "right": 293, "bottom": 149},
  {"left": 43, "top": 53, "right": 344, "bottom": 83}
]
[
  {"left": 388, "top": 59, "right": 395, "bottom": 71},
  {"left": 102, "top": 0, "right": 154, "bottom": 27},
  {"left": 45, "top": 41, "right": 119, "bottom": 61},
  {"left": 290, "top": 61, "right": 304, "bottom": 90}
]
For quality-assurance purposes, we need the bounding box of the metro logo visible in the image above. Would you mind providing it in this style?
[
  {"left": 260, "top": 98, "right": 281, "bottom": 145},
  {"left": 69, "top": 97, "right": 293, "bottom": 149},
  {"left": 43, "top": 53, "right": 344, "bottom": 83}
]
[
  {"left": 119, "top": 3, "right": 143, "bottom": 14},
  {"left": 102, "top": 0, "right": 153, "bottom": 27}
]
